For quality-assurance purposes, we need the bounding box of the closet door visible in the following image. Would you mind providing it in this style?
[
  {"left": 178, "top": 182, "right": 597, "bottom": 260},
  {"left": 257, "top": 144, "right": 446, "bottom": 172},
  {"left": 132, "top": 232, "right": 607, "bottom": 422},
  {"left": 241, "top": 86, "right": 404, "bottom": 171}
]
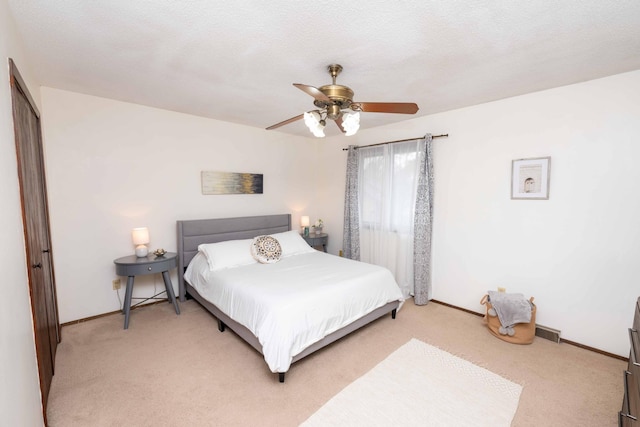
[{"left": 9, "top": 59, "right": 60, "bottom": 419}]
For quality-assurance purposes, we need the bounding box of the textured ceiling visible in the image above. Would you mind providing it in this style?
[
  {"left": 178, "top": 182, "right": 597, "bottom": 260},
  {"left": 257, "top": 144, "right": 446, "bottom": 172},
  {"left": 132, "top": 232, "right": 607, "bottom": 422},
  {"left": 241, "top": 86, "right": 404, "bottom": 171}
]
[{"left": 7, "top": 1, "right": 640, "bottom": 137}]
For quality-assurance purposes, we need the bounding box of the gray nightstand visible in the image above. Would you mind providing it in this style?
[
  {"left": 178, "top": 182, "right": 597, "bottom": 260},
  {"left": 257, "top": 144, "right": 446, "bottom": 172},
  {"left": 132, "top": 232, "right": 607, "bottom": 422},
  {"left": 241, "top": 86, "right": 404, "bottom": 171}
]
[
  {"left": 114, "top": 252, "right": 180, "bottom": 329},
  {"left": 301, "top": 233, "right": 328, "bottom": 252}
]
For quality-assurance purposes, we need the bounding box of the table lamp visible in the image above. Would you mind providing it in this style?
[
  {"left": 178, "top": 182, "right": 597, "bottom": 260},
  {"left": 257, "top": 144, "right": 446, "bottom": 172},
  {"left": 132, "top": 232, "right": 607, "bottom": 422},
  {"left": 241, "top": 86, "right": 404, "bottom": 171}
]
[
  {"left": 301, "top": 216, "right": 310, "bottom": 236},
  {"left": 132, "top": 227, "right": 150, "bottom": 257}
]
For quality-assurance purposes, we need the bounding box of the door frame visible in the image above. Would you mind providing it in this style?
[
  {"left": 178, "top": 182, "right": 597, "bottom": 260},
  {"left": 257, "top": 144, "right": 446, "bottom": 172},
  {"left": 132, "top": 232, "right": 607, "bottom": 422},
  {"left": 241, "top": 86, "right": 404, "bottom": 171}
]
[{"left": 9, "top": 58, "right": 60, "bottom": 423}]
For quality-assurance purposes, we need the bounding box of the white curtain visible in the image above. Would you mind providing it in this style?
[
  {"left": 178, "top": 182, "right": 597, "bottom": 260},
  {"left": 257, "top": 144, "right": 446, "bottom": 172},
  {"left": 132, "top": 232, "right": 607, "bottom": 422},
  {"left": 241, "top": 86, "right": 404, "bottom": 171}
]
[{"left": 358, "top": 139, "right": 424, "bottom": 298}]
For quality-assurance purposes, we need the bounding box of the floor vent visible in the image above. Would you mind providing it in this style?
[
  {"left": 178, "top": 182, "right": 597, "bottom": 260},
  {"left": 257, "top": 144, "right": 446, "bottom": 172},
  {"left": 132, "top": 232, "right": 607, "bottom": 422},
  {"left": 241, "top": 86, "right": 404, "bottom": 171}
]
[{"left": 535, "top": 325, "right": 561, "bottom": 343}]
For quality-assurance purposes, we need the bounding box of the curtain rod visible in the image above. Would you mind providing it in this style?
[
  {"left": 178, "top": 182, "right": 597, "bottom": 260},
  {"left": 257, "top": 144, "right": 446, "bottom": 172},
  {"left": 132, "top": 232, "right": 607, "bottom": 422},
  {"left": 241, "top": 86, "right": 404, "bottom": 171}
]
[{"left": 341, "top": 134, "right": 448, "bottom": 151}]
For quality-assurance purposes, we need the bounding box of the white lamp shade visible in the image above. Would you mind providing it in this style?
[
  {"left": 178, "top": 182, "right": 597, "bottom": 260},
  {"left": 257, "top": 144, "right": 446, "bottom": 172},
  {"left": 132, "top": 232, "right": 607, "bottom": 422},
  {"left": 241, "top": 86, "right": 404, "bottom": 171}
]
[
  {"left": 301, "top": 216, "right": 310, "bottom": 227},
  {"left": 132, "top": 227, "right": 149, "bottom": 245},
  {"left": 303, "top": 111, "right": 326, "bottom": 138},
  {"left": 303, "top": 111, "right": 321, "bottom": 127},
  {"left": 342, "top": 112, "right": 360, "bottom": 136},
  {"left": 312, "top": 125, "right": 325, "bottom": 138}
]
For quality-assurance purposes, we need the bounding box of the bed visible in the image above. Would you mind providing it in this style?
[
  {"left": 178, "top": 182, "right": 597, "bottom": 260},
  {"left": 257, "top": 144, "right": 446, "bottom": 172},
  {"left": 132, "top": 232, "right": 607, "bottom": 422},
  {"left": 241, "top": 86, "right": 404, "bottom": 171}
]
[{"left": 176, "top": 213, "right": 402, "bottom": 382}]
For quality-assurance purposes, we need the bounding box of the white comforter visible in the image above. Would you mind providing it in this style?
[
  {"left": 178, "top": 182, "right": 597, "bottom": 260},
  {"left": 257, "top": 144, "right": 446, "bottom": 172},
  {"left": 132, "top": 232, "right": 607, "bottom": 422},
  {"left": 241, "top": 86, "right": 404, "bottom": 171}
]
[{"left": 184, "top": 251, "right": 403, "bottom": 373}]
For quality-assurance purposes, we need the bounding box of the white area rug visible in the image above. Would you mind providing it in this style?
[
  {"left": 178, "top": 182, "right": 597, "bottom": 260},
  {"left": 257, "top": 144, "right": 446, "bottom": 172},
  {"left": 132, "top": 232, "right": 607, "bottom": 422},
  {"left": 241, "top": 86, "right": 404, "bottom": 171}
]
[{"left": 301, "top": 338, "right": 522, "bottom": 427}]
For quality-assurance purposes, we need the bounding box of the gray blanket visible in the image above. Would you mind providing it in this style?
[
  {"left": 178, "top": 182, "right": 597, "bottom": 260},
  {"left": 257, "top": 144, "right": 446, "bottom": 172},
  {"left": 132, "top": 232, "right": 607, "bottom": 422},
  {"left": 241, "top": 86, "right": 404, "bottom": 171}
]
[{"left": 487, "top": 291, "right": 532, "bottom": 327}]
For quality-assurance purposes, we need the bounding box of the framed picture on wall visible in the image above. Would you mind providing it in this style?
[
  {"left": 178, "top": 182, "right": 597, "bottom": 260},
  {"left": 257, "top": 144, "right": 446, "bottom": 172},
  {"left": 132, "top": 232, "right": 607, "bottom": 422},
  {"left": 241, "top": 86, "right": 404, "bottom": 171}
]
[{"left": 511, "top": 157, "right": 551, "bottom": 200}]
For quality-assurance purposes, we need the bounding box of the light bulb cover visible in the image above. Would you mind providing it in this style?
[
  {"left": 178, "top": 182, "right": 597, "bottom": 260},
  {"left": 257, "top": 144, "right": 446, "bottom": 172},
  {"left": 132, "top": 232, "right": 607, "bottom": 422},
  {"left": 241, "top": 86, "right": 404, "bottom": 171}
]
[
  {"left": 303, "top": 111, "right": 326, "bottom": 137},
  {"left": 342, "top": 112, "right": 360, "bottom": 136},
  {"left": 303, "top": 111, "right": 321, "bottom": 127}
]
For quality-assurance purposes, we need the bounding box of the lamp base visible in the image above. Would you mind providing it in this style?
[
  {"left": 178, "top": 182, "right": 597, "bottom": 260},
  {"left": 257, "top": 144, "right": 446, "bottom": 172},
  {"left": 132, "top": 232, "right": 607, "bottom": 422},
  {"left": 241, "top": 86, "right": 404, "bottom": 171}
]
[{"left": 135, "top": 245, "right": 148, "bottom": 257}]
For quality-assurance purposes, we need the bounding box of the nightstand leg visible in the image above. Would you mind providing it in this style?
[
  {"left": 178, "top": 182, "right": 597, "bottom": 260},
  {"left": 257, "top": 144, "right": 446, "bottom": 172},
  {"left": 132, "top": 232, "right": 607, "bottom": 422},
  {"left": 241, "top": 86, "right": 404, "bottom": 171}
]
[
  {"left": 162, "top": 270, "right": 180, "bottom": 315},
  {"left": 123, "top": 276, "right": 135, "bottom": 329}
]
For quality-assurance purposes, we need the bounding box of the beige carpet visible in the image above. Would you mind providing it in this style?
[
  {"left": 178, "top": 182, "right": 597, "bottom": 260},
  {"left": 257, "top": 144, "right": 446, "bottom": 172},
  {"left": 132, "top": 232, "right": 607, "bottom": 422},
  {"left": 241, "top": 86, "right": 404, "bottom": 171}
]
[
  {"left": 301, "top": 338, "right": 522, "bottom": 426},
  {"left": 47, "top": 299, "right": 625, "bottom": 426}
]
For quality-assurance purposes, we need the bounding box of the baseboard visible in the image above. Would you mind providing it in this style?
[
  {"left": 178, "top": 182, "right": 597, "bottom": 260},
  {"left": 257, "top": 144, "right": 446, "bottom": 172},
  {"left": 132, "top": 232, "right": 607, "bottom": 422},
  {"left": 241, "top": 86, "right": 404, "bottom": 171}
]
[
  {"left": 430, "top": 299, "right": 627, "bottom": 362},
  {"left": 559, "top": 338, "right": 627, "bottom": 361},
  {"left": 430, "top": 299, "right": 484, "bottom": 317},
  {"left": 60, "top": 299, "right": 168, "bottom": 327}
]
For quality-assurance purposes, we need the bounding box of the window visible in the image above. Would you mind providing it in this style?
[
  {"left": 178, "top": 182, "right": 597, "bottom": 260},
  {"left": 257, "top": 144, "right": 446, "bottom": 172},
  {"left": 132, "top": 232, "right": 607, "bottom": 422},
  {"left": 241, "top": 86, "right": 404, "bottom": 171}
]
[
  {"left": 358, "top": 141, "right": 420, "bottom": 233},
  {"left": 356, "top": 139, "right": 423, "bottom": 294}
]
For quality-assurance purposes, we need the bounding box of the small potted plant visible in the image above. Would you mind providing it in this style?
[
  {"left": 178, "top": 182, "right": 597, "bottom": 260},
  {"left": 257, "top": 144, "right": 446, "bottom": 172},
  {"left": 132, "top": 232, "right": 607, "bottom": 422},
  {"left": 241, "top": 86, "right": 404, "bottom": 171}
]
[{"left": 313, "top": 219, "right": 324, "bottom": 235}]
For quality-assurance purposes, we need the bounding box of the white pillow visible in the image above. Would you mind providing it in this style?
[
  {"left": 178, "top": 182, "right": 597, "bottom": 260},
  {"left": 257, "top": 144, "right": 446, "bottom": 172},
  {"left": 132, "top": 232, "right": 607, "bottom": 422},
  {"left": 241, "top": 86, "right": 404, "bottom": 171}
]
[
  {"left": 270, "top": 230, "right": 315, "bottom": 257},
  {"left": 198, "top": 239, "right": 256, "bottom": 271},
  {"left": 250, "top": 235, "right": 282, "bottom": 264}
]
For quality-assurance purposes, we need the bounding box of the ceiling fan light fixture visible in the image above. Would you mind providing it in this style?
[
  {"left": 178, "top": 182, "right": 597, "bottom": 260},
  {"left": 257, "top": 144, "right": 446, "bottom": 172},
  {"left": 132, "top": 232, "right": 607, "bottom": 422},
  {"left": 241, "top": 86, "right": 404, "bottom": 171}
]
[
  {"left": 342, "top": 112, "right": 360, "bottom": 136},
  {"left": 303, "top": 111, "right": 326, "bottom": 137},
  {"left": 266, "top": 65, "right": 418, "bottom": 135}
]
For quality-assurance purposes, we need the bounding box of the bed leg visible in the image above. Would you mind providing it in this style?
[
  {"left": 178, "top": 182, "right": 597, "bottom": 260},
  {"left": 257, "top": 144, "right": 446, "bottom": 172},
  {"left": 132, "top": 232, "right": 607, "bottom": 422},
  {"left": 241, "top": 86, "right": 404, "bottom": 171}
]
[
  {"left": 391, "top": 309, "right": 397, "bottom": 319},
  {"left": 279, "top": 372, "right": 285, "bottom": 383},
  {"left": 217, "top": 319, "right": 226, "bottom": 332}
]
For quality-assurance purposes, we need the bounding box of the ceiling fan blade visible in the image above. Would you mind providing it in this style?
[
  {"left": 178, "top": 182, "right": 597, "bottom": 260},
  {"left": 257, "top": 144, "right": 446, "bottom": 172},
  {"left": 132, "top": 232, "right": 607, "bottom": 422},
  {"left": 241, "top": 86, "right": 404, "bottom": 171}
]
[
  {"left": 352, "top": 102, "right": 419, "bottom": 114},
  {"left": 266, "top": 114, "right": 304, "bottom": 130},
  {"left": 335, "top": 116, "right": 346, "bottom": 133},
  {"left": 293, "top": 83, "right": 332, "bottom": 103}
]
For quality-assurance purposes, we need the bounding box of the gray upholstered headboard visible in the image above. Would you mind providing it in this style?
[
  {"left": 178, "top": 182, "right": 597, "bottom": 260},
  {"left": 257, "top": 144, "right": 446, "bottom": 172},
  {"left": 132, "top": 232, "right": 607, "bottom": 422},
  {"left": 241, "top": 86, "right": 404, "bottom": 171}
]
[{"left": 176, "top": 214, "right": 291, "bottom": 301}]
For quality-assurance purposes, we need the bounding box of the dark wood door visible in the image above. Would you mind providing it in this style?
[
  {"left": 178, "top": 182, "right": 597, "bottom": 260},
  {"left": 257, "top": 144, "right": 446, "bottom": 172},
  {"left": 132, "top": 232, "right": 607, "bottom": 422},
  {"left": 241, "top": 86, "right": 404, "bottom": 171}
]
[{"left": 9, "top": 58, "right": 60, "bottom": 420}]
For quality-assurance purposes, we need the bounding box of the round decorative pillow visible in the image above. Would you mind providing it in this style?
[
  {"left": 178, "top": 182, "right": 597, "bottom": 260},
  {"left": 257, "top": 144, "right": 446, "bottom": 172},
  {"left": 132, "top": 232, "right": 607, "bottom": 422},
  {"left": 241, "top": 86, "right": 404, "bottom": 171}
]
[{"left": 250, "top": 235, "right": 282, "bottom": 264}]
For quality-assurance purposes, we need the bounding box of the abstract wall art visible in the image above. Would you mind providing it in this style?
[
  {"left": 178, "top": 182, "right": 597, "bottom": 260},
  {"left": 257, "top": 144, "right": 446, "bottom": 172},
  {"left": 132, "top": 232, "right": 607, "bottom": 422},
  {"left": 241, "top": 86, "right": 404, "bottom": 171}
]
[{"left": 201, "top": 171, "right": 263, "bottom": 195}]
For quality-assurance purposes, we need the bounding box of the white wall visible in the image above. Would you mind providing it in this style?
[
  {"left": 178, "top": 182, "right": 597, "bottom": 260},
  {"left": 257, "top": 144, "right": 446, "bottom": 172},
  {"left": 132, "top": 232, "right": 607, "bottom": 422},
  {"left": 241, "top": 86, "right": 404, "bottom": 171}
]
[
  {"left": 318, "top": 70, "right": 640, "bottom": 357},
  {"left": 0, "top": 0, "right": 46, "bottom": 424},
  {"left": 40, "top": 88, "right": 318, "bottom": 323},
  {"left": 33, "top": 56, "right": 640, "bottom": 358}
]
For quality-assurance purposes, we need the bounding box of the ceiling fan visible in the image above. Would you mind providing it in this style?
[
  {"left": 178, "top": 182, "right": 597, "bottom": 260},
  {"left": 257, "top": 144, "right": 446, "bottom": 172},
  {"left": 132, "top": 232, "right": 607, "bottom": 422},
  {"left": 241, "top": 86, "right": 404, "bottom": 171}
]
[{"left": 266, "top": 64, "right": 419, "bottom": 137}]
